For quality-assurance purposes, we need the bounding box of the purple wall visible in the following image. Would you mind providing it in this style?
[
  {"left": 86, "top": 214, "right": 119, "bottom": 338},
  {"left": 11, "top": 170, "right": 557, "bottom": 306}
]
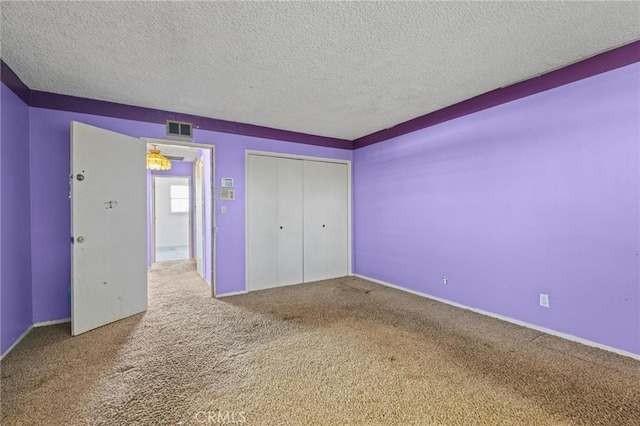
[
  {"left": 146, "top": 161, "right": 195, "bottom": 267},
  {"left": 28, "top": 107, "right": 352, "bottom": 321},
  {"left": 1, "top": 84, "right": 33, "bottom": 353},
  {"left": 353, "top": 63, "right": 640, "bottom": 355}
]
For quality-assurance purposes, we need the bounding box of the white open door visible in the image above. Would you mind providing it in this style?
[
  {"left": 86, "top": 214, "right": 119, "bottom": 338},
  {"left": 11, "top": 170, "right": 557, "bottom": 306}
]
[
  {"left": 194, "top": 158, "right": 205, "bottom": 278},
  {"left": 71, "top": 121, "right": 147, "bottom": 336}
]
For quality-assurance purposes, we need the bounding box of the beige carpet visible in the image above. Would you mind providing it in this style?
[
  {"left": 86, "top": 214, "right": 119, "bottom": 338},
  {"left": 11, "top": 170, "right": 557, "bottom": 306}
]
[{"left": 2, "top": 260, "right": 639, "bottom": 425}]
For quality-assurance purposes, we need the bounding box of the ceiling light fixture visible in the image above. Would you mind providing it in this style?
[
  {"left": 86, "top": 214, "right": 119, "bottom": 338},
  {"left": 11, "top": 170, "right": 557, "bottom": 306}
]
[{"left": 146, "top": 145, "right": 172, "bottom": 170}]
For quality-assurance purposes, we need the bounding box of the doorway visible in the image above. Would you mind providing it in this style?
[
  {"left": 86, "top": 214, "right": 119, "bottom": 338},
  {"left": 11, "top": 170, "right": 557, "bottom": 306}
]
[
  {"left": 152, "top": 175, "right": 192, "bottom": 262},
  {"left": 144, "top": 139, "right": 215, "bottom": 293}
]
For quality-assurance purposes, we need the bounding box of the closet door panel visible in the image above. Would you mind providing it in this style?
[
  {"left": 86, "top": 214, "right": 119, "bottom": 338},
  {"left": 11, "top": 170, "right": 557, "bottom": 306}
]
[
  {"left": 276, "top": 158, "right": 304, "bottom": 286},
  {"left": 303, "top": 161, "right": 328, "bottom": 282},
  {"left": 247, "top": 155, "right": 278, "bottom": 291},
  {"left": 324, "top": 162, "right": 349, "bottom": 278}
]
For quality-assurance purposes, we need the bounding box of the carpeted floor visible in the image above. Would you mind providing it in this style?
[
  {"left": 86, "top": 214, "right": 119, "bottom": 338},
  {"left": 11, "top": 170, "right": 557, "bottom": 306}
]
[{"left": 1, "top": 260, "right": 639, "bottom": 425}]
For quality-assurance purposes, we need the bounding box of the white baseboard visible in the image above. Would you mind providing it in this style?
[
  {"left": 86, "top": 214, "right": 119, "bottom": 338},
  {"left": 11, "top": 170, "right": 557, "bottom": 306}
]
[
  {"left": 352, "top": 274, "right": 640, "bottom": 361},
  {"left": 34, "top": 318, "right": 70, "bottom": 327},
  {"left": 0, "top": 325, "right": 33, "bottom": 361},
  {"left": 1, "top": 318, "right": 71, "bottom": 361},
  {"left": 216, "top": 290, "right": 248, "bottom": 298}
]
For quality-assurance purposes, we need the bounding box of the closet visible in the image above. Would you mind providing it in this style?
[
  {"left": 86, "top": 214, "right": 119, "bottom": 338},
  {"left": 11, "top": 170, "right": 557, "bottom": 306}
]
[{"left": 247, "top": 153, "right": 349, "bottom": 291}]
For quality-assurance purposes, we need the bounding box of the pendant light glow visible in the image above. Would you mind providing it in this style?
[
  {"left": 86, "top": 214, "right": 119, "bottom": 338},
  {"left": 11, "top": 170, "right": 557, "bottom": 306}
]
[{"left": 146, "top": 145, "right": 172, "bottom": 170}]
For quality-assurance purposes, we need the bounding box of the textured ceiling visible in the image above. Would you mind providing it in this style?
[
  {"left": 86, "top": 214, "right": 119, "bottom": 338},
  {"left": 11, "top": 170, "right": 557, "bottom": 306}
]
[{"left": 1, "top": 1, "right": 639, "bottom": 140}]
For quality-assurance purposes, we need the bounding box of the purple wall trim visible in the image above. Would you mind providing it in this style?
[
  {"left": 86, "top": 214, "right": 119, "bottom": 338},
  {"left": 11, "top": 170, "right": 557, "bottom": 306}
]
[
  {"left": 353, "top": 40, "right": 640, "bottom": 149},
  {"left": 0, "top": 61, "right": 30, "bottom": 105},
  {"left": 29, "top": 91, "right": 353, "bottom": 150}
]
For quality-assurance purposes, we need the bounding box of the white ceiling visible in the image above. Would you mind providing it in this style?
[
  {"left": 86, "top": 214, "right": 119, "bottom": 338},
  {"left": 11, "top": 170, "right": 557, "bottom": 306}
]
[{"left": 1, "top": 2, "right": 639, "bottom": 140}]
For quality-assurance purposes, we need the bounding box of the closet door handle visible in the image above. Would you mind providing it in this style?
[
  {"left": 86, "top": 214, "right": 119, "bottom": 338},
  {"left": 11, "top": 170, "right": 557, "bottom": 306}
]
[
  {"left": 280, "top": 226, "right": 283, "bottom": 229},
  {"left": 322, "top": 224, "right": 325, "bottom": 228}
]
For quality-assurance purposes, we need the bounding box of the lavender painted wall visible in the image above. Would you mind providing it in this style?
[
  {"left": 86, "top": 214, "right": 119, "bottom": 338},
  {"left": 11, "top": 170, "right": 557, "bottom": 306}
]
[
  {"left": 29, "top": 107, "right": 352, "bottom": 321},
  {"left": 353, "top": 64, "right": 640, "bottom": 355},
  {"left": 146, "top": 161, "right": 195, "bottom": 267},
  {"left": 1, "top": 84, "right": 33, "bottom": 353}
]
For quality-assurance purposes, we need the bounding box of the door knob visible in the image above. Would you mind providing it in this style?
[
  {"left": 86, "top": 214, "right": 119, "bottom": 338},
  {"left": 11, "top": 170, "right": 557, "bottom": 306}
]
[
  {"left": 76, "top": 236, "right": 85, "bottom": 243},
  {"left": 280, "top": 226, "right": 283, "bottom": 229}
]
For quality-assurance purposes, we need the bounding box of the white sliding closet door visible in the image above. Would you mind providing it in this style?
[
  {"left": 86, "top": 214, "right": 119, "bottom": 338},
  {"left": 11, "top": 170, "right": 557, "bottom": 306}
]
[
  {"left": 247, "top": 155, "right": 278, "bottom": 290},
  {"left": 303, "top": 161, "right": 349, "bottom": 282},
  {"left": 276, "top": 158, "right": 304, "bottom": 285},
  {"left": 303, "top": 161, "right": 327, "bottom": 283},
  {"left": 323, "top": 162, "right": 349, "bottom": 278},
  {"left": 247, "top": 155, "right": 304, "bottom": 290}
]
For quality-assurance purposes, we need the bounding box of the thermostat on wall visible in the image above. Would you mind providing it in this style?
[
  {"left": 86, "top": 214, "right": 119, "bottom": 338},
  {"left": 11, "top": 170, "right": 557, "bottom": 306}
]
[
  {"left": 219, "top": 188, "right": 235, "bottom": 201},
  {"left": 221, "top": 178, "right": 234, "bottom": 188}
]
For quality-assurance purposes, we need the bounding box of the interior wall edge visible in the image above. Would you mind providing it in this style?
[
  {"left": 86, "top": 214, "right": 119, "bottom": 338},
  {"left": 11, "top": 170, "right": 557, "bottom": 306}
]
[{"left": 1, "top": 82, "right": 34, "bottom": 356}]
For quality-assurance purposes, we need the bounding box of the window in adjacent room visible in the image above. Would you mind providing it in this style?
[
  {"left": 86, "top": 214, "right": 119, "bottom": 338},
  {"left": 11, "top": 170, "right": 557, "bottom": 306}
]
[{"left": 170, "top": 184, "right": 190, "bottom": 213}]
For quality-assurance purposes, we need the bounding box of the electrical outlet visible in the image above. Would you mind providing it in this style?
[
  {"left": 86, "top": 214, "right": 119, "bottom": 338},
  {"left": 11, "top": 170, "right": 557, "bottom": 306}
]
[
  {"left": 539, "top": 294, "right": 550, "bottom": 308},
  {"left": 221, "top": 206, "right": 227, "bottom": 214},
  {"left": 443, "top": 277, "right": 448, "bottom": 285}
]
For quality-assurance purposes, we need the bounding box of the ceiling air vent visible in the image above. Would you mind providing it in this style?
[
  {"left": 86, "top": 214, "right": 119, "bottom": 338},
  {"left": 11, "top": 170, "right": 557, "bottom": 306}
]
[{"left": 166, "top": 120, "right": 193, "bottom": 139}]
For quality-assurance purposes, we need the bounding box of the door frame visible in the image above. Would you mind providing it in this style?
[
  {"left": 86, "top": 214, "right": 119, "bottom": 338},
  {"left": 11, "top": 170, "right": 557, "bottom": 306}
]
[
  {"left": 244, "top": 150, "right": 352, "bottom": 293},
  {"left": 151, "top": 174, "right": 193, "bottom": 264},
  {"left": 143, "top": 138, "right": 216, "bottom": 297},
  {"left": 194, "top": 156, "right": 206, "bottom": 279}
]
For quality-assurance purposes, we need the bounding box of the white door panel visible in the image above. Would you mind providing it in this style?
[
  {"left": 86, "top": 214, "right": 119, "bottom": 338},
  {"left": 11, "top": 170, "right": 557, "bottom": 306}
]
[
  {"left": 324, "top": 162, "right": 349, "bottom": 278},
  {"left": 71, "top": 121, "right": 147, "bottom": 336},
  {"left": 303, "top": 161, "right": 349, "bottom": 282},
  {"left": 276, "top": 158, "right": 304, "bottom": 286},
  {"left": 303, "top": 161, "right": 328, "bottom": 282},
  {"left": 247, "top": 155, "right": 278, "bottom": 290}
]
